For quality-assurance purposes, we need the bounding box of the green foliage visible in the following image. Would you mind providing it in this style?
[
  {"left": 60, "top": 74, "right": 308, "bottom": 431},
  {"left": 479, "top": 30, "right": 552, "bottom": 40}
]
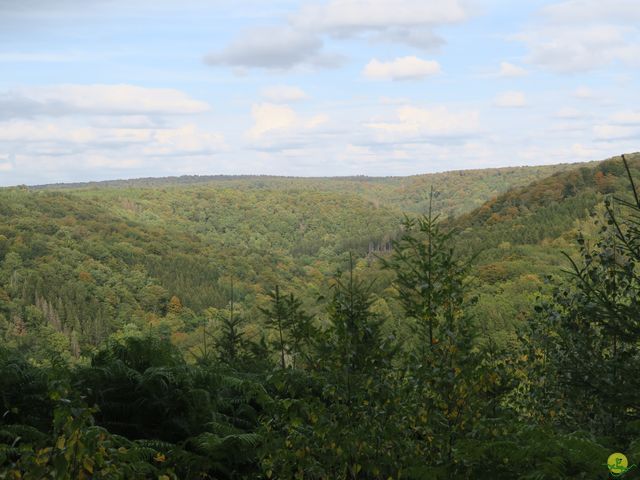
[
  {"left": 1, "top": 400, "right": 177, "bottom": 479},
  {"left": 0, "top": 348, "right": 52, "bottom": 432},
  {"left": 382, "top": 195, "right": 470, "bottom": 351},
  {"left": 456, "top": 426, "right": 608, "bottom": 479},
  {"left": 260, "top": 286, "right": 315, "bottom": 369},
  {"left": 0, "top": 156, "right": 607, "bottom": 359},
  {"left": 260, "top": 260, "right": 405, "bottom": 479},
  {"left": 214, "top": 281, "right": 252, "bottom": 367},
  {"left": 383, "top": 202, "right": 509, "bottom": 474},
  {"left": 0, "top": 335, "right": 268, "bottom": 479},
  {"left": 260, "top": 286, "right": 289, "bottom": 369},
  {"left": 3, "top": 153, "right": 640, "bottom": 478},
  {"left": 521, "top": 155, "right": 640, "bottom": 448}
]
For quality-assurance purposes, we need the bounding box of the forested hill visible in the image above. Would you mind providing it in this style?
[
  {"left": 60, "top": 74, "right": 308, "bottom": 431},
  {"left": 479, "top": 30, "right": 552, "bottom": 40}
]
[
  {"left": 437, "top": 152, "right": 639, "bottom": 337},
  {"left": 31, "top": 160, "right": 588, "bottom": 219},
  {"left": 0, "top": 153, "right": 636, "bottom": 359},
  {"left": 3, "top": 152, "right": 640, "bottom": 478},
  {"left": 453, "top": 152, "right": 640, "bottom": 257}
]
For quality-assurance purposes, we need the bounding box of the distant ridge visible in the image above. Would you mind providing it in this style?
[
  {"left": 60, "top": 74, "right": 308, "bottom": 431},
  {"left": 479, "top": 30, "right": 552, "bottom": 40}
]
[{"left": 26, "top": 160, "right": 596, "bottom": 191}]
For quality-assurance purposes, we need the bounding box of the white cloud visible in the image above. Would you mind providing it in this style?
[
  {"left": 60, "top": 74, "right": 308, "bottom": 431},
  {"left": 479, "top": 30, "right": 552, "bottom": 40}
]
[
  {"left": 370, "top": 28, "right": 445, "bottom": 51},
  {"left": 0, "top": 52, "right": 90, "bottom": 63},
  {"left": 593, "top": 124, "right": 639, "bottom": 139},
  {"left": 363, "top": 56, "right": 441, "bottom": 80},
  {"left": 82, "top": 155, "right": 144, "bottom": 169},
  {"left": 0, "top": 82, "right": 229, "bottom": 184},
  {"left": 518, "top": 1, "right": 640, "bottom": 73},
  {"left": 261, "top": 85, "right": 308, "bottom": 102},
  {"left": 248, "top": 103, "right": 328, "bottom": 139},
  {"left": 497, "top": 61, "right": 528, "bottom": 77},
  {"left": 341, "top": 144, "right": 378, "bottom": 163},
  {"left": 574, "top": 86, "right": 595, "bottom": 98},
  {"left": 248, "top": 103, "right": 297, "bottom": 138},
  {"left": 610, "top": 111, "right": 640, "bottom": 124},
  {"left": 0, "top": 84, "right": 210, "bottom": 118},
  {"left": 591, "top": 110, "right": 640, "bottom": 140},
  {"left": 306, "top": 114, "right": 329, "bottom": 129},
  {"left": 567, "top": 143, "right": 601, "bottom": 158},
  {"left": 541, "top": 0, "right": 640, "bottom": 23},
  {"left": 207, "top": 0, "right": 471, "bottom": 72},
  {"left": 0, "top": 161, "right": 12, "bottom": 171},
  {"left": 204, "top": 27, "right": 342, "bottom": 70},
  {"left": 294, "top": 0, "right": 468, "bottom": 32},
  {"left": 555, "top": 107, "right": 583, "bottom": 118},
  {"left": 0, "top": 120, "right": 94, "bottom": 143},
  {"left": 494, "top": 91, "right": 527, "bottom": 108},
  {"left": 549, "top": 121, "right": 589, "bottom": 133},
  {"left": 379, "top": 96, "right": 412, "bottom": 105},
  {"left": 142, "top": 125, "right": 225, "bottom": 156},
  {"left": 89, "top": 115, "right": 160, "bottom": 129},
  {"left": 293, "top": 0, "right": 470, "bottom": 52},
  {"left": 0, "top": 118, "right": 225, "bottom": 156},
  {"left": 366, "top": 105, "right": 480, "bottom": 139},
  {"left": 523, "top": 25, "right": 636, "bottom": 73}
]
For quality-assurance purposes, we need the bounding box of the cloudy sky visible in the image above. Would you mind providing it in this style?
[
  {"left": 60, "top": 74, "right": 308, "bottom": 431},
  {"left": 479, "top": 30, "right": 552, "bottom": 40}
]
[{"left": 0, "top": 0, "right": 639, "bottom": 185}]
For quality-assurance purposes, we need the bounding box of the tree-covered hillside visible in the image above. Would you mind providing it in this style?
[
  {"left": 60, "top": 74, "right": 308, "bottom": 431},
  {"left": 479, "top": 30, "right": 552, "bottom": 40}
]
[
  {"left": 452, "top": 153, "right": 640, "bottom": 343},
  {"left": 3, "top": 153, "right": 640, "bottom": 478},
  {"left": 34, "top": 160, "right": 586, "bottom": 219},
  {"left": 0, "top": 155, "right": 637, "bottom": 359}
]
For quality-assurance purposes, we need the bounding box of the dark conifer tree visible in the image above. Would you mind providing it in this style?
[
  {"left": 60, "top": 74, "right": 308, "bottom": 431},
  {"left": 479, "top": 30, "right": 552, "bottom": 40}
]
[
  {"left": 259, "top": 285, "right": 288, "bottom": 369},
  {"left": 216, "top": 279, "right": 247, "bottom": 365}
]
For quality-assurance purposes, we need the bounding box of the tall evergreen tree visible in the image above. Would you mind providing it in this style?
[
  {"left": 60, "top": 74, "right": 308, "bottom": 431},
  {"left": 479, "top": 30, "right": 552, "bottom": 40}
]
[
  {"left": 283, "top": 292, "right": 315, "bottom": 369},
  {"left": 215, "top": 279, "right": 247, "bottom": 365},
  {"left": 382, "top": 191, "right": 497, "bottom": 475},
  {"left": 260, "top": 286, "right": 315, "bottom": 369},
  {"left": 381, "top": 189, "right": 469, "bottom": 353},
  {"left": 259, "top": 285, "right": 288, "bottom": 369}
]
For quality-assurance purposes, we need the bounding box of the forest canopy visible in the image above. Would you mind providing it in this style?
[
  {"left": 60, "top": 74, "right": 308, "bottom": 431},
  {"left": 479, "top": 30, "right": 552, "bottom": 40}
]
[{"left": 1, "top": 153, "right": 639, "bottom": 478}]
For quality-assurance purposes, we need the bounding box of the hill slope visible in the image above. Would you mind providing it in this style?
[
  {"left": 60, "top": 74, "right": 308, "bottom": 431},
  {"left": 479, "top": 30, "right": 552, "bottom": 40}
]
[
  {"left": 33, "top": 161, "right": 587, "bottom": 218},
  {"left": 0, "top": 155, "right": 636, "bottom": 356},
  {"left": 451, "top": 152, "right": 640, "bottom": 339}
]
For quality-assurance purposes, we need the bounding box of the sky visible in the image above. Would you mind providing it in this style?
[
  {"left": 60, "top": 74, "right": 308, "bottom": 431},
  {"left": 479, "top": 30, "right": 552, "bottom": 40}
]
[{"left": 0, "top": 0, "right": 639, "bottom": 185}]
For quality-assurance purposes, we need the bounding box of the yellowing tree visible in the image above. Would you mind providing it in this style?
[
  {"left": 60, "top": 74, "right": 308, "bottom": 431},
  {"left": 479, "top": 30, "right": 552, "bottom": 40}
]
[{"left": 167, "top": 295, "right": 183, "bottom": 315}]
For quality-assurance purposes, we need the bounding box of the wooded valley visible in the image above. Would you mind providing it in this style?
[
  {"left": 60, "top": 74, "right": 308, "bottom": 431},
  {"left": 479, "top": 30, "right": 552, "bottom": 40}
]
[{"left": 1, "top": 153, "right": 639, "bottom": 478}]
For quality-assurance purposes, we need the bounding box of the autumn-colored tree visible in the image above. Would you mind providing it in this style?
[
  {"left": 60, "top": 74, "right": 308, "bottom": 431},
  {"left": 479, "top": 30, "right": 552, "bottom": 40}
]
[{"left": 167, "top": 295, "right": 183, "bottom": 314}]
